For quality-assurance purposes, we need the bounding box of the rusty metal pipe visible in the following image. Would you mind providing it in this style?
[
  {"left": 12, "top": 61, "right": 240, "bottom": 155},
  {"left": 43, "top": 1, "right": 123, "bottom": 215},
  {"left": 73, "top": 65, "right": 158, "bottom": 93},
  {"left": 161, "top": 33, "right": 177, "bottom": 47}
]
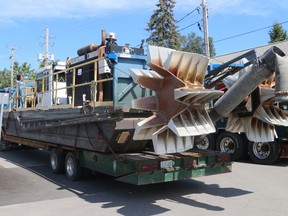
[
  {"left": 210, "top": 46, "right": 285, "bottom": 123},
  {"left": 275, "top": 55, "right": 288, "bottom": 101},
  {"left": 77, "top": 30, "right": 106, "bottom": 56}
]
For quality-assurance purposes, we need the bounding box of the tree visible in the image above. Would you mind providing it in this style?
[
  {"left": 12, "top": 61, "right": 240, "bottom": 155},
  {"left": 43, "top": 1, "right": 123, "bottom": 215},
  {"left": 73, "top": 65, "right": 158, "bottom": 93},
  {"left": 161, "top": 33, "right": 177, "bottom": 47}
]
[
  {"left": 13, "top": 62, "right": 36, "bottom": 81},
  {"left": 268, "top": 22, "right": 288, "bottom": 43},
  {"left": 0, "top": 68, "right": 11, "bottom": 89},
  {"left": 179, "top": 32, "right": 216, "bottom": 57},
  {"left": 146, "top": 0, "right": 180, "bottom": 49},
  {"left": 0, "top": 62, "right": 36, "bottom": 89}
]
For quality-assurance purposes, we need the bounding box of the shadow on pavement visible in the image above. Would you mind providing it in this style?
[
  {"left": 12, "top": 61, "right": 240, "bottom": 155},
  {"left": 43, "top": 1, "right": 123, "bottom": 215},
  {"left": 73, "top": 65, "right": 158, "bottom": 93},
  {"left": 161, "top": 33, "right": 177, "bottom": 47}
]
[{"left": 0, "top": 148, "right": 253, "bottom": 215}]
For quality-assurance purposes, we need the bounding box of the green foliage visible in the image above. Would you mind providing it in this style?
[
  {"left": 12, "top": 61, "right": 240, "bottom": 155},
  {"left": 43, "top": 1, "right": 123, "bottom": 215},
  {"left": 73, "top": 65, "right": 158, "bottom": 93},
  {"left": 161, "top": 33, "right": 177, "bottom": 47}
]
[
  {"left": 179, "top": 32, "right": 216, "bottom": 57},
  {"left": 146, "top": 1, "right": 216, "bottom": 56},
  {"left": 146, "top": 0, "right": 180, "bottom": 49},
  {"left": 0, "top": 68, "right": 11, "bottom": 89},
  {"left": 268, "top": 22, "right": 288, "bottom": 43},
  {"left": 39, "top": 60, "right": 53, "bottom": 68},
  {"left": 0, "top": 62, "right": 36, "bottom": 88}
]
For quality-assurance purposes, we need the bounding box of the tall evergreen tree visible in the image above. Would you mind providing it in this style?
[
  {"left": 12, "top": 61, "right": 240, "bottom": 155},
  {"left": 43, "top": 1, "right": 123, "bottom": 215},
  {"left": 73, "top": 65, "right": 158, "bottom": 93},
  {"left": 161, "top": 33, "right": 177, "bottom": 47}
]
[
  {"left": 268, "top": 22, "right": 288, "bottom": 43},
  {"left": 146, "top": 0, "right": 180, "bottom": 49}
]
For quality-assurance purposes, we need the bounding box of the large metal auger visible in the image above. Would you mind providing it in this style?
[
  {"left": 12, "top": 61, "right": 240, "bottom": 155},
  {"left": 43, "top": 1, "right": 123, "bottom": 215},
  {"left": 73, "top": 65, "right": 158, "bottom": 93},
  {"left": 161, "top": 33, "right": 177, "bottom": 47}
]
[
  {"left": 130, "top": 45, "right": 223, "bottom": 154},
  {"left": 210, "top": 46, "right": 288, "bottom": 142}
]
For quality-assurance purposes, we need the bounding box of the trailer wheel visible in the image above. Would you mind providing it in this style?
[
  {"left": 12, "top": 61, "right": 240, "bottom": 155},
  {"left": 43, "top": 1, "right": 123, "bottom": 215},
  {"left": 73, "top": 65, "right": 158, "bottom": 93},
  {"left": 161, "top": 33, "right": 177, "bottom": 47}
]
[
  {"left": 65, "top": 152, "right": 83, "bottom": 181},
  {"left": 248, "top": 141, "right": 280, "bottom": 165},
  {"left": 216, "top": 132, "right": 245, "bottom": 161},
  {"left": 49, "top": 149, "right": 65, "bottom": 174},
  {"left": 194, "top": 134, "right": 216, "bottom": 150}
]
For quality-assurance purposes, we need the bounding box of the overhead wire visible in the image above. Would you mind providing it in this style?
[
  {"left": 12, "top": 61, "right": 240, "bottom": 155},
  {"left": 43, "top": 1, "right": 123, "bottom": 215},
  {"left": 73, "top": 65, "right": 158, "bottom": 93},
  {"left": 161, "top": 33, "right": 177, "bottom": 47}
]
[
  {"left": 176, "top": 6, "right": 201, "bottom": 24},
  {"left": 214, "top": 20, "right": 288, "bottom": 43},
  {"left": 178, "top": 20, "right": 203, "bottom": 32},
  {"left": 176, "top": 4, "right": 203, "bottom": 33}
]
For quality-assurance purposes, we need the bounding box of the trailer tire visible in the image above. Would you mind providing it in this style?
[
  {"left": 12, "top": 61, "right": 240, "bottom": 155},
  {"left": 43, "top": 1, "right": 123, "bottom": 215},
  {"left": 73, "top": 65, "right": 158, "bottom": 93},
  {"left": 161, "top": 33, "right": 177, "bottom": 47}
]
[
  {"left": 65, "top": 152, "right": 83, "bottom": 181},
  {"left": 194, "top": 134, "right": 216, "bottom": 150},
  {"left": 49, "top": 149, "right": 65, "bottom": 174},
  {"left": 216, "top": 132, "right": 245, "bottom": 161},
  {"left": 248, "top": 141, "right": 280, "bottom": 165}
]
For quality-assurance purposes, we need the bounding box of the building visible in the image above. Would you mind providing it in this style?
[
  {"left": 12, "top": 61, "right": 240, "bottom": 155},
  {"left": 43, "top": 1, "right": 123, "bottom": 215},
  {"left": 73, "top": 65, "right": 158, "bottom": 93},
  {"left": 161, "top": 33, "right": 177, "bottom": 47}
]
[{"left": 211, "top": 40, "right": 288, "bottom": 64}]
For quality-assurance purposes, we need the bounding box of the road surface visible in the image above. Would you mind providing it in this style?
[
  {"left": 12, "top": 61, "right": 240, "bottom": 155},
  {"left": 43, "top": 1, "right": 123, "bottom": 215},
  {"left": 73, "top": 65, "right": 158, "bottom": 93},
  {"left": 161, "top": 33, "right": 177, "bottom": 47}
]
[{"left": 0, "top": 148, "right": 287, "bottom": 216}]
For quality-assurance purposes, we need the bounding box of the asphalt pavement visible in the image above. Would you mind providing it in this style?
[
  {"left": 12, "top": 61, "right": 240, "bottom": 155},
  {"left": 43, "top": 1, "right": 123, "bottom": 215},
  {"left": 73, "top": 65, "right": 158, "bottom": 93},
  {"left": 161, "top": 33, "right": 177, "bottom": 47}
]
[{"left": 0, "top": 148, "right": 287, "bottom": 216}]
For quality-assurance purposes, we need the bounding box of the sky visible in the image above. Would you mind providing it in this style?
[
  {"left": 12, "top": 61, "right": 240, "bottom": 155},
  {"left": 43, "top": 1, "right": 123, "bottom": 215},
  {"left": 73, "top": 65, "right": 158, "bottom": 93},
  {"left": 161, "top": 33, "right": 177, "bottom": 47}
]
[{"left": 0, "top": 0, "right": 288, "bottom": 71}]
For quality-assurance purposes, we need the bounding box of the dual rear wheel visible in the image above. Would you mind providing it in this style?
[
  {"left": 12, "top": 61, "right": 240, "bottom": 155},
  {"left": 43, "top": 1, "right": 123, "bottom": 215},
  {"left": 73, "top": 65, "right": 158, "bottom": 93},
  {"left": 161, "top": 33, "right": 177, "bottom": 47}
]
[
  {"left": 49, "top": 149, "right": 84, "bottom": 180},
  {"left": 248, "top": 141, "right": 280, "bottom": 165},
  {"left": 216, "top": 132, "right": 247, "bottom": 161},
  {"left": 216, "top": 132, "right": 280, "bottom": 164},
  {"left": 198, "top": 132, "right": 280, "bottom": 165}
]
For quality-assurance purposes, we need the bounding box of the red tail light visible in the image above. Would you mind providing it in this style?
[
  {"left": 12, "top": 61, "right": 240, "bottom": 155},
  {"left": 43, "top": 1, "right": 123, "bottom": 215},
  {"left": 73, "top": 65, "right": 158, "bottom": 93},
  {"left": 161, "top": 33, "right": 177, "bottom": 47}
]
[
  {"left": 141, "top": 164, "right": 159, "bottom": 171},
  {"left": 217, "top": 157, "right": 223, "bottom": 162},
  {"left": 141, "top": 165, "right": 150, "bottom": 170}
]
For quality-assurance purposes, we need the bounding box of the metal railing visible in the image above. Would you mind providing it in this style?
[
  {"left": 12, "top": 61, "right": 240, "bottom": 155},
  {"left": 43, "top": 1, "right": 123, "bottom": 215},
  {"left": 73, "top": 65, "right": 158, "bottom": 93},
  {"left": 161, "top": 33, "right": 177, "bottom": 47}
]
[{"left": 9, "top": 56, "right": 113, "bottom": 111}]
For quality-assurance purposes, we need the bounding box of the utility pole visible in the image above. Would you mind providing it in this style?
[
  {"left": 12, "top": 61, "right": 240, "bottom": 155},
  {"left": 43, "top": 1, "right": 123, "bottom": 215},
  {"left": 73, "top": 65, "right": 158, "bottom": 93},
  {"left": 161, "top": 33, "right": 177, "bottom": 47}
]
[
  {"left": 6, "top": 45, "right": 19, "bottom": 87},
  {"left": 202, "top": 0, "right": 210, "bottom": 57},
  {"left": 44, "top": 27, "right": 49, "bottom": 66},
  {"left": 39, "top": 27, "right": 54, "bottom": 66}
]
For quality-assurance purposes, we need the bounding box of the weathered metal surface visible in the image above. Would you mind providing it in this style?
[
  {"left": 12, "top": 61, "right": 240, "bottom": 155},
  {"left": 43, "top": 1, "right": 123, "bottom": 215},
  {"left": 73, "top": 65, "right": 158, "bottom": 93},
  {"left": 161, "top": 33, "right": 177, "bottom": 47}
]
[
  {"left": 130, "top": 45, "right": 223, "bottom": 154},
  {"left": 14, "top": 107, "right": 123, "bottom": 131},
  {"left": 163, "top": 50, "right": 208, "bottom": 86},
  {"left": 275, "top": 55, "right": 288, "bottom": 101},
  {"left": 226, "top": 104, "right": 288, "bottom": 142},
  {"left": 174, "top": 88, "right": 222, "bottom": 105},
  {"left": 209, "top": 46, "right": 288, "bottom": 143},
  {"left": 152, "top": 125, "right": 194, "bottom": 154},
  {"left": 168, "top": 108, "right": 215, "bottom": 136},
  {"left": 210, "top": 46, "right": 286, "bottom": 123},
  {"left": 79, "top": 149, "right": 232, "bottom": 185},
  {"left": 2, "top": 108, "right": 148, "bottom": 153},
  {"left": 239, "top": 117, "right": 275, "bottom": 142},
  {"left": 3, "top": 134, "right": 57, "bottom": 150},
  {"left": 225, "top": 114, "right": 245, "bottom": 133},
  {"left": 254, "top": 105, "right": 288, "bottom": 126},
  {"left": 116, "top": 164, "right": 232, "bottom": 185}
]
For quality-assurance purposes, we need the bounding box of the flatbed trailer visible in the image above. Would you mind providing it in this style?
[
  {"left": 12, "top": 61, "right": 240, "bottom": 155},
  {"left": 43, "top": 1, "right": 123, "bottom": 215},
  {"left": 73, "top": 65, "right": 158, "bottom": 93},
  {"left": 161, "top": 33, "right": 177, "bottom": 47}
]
[{"left": 2, "top": 134, "right": 231, "bottom": 185}]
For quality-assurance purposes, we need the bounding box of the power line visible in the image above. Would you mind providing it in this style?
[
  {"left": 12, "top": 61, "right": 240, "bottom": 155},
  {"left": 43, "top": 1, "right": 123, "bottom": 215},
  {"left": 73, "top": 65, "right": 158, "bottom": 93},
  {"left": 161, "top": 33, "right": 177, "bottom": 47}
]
[
  {"left": 176, "top": 6, "right": 201, "bottom": 24},
  {"left": 214, "top": 20, "right": 288, "bottom": 43},
  {"left": 178, "top": 20, "right": 203, "bottom": 32}
]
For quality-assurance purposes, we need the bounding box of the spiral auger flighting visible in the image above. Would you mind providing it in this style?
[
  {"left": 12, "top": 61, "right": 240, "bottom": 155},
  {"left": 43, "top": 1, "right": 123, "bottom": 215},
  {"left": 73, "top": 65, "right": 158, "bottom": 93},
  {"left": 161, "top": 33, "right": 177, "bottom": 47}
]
[
  {"left": 219, "top": 48, "right": 288, "bottom": 142},
  {"left": 130, "top": 45, "right": 223, "bottom": 154}
]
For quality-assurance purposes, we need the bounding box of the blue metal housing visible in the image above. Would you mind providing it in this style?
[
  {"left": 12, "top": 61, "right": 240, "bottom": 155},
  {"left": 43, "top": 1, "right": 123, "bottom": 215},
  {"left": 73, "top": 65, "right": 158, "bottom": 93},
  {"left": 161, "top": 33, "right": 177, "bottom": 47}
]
[{"left": 107, "top": 53, "right": 153, "bottom": 108}]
